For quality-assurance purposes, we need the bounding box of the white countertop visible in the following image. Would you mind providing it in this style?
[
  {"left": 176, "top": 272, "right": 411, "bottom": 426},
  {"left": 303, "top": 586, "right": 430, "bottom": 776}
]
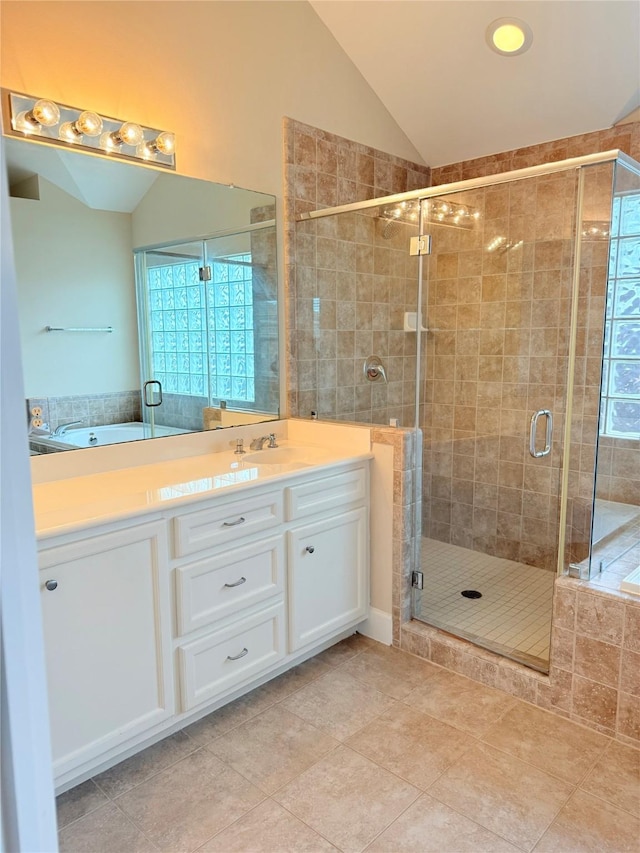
[{"left": 33, "top": 441, "right": 372, "bottom": 540}]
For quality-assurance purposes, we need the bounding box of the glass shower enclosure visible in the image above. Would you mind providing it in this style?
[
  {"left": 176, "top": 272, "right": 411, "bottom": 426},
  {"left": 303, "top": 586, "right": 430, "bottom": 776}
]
[
  {"left": 133, "top": 222, "right": 279, "bottom": 435},
  {"left": 295, "top": 150, "right": 640, "bottom": 674}
]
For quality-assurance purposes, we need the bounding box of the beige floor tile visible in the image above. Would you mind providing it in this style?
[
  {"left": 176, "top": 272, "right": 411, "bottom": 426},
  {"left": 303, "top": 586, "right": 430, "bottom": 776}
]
[
  {"left": 93, "top": 731, "right": 197, "bottom": 798},
  {"left": 346, "top": 703, "right": 473, "bottom": 789},
  {"left": 281, "top": 669, "right": 395, "bottom": 741},
  {"left": 482, "top": 702, "right": 610, "bottom": 784},
  {"left": 58, "top": 802, "right": 157, "bottom": 853},
  {"left": 580, "top": 740, "right": 640, "bottom": 817},
  {"left": 199, "top": 799, "right": 337, "bottom": 852},
  {"left": 366, "top": 792, "right": 520, "bottom": 852},
  {"left": 254, "top": 656, "right": 334, "bottom": 704},
  {"left": 534, "top": 789, "right": 640, "bottom": 852},
  {"left": 115, "top": 748, "right": 264, "bottom": 852},
  {"left": 428, "top": 742, "right": 573, "bottom": 851},
  {"left": 184, "top": 684, "right": 278, "bottom": 744},
  {"left": 314, "top": 633, "right": 376, "bottom": 667},
  {"left": 404, "top": 670, "right": 515, "bottom": 736},
  {"left": 337, "top": 644, "right": 440, "bottom": 699},
  {"left": 207, "top": 704, "right": 339, "bottom": 793},
  {"left": 274, "top": 745, "right": 420, "bottom": 853},
  {"left": 56, "top": 779, "right": 109, "bottom": 830}
]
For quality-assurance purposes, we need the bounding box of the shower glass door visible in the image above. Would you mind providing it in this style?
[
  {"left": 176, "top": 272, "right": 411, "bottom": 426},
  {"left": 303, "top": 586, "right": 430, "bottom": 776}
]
[
  {"left": 135, "top": 222, "right": 279, "bottom": 435},
  {"left": 412, "top": 172, "right": 581, "bottom": 672},
  {"left": 135, "top": 240, "right": 207, "bottom": 436}
]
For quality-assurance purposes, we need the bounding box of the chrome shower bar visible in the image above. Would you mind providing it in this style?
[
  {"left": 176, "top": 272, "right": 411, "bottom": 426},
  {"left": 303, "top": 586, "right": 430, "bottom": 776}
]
[{"left": 296, "top": 149, "right": 638, "bottom": 222}]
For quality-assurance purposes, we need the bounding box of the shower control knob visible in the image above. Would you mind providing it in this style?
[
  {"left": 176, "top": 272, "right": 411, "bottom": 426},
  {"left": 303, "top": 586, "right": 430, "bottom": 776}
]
[
  {"left": 305, "top": 545, "right": 315, "bottom": 554},
  {"left": 45, "top": 579, "right": 58, "bottom": 591}
]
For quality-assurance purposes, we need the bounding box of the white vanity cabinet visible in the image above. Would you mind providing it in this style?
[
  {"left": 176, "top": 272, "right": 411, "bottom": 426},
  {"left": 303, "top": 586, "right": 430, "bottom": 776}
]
[
  {"left": 171, "top": 488, "right": 288, "bottom": 712},
  {"left": 286, "top": 467, "right": 368, "bottom": 652},
  {"left": 38, "top": 520, "right": 174, "bottom": 782},
  {"left": 37, "top": 457, "right": 370, "bottom": 789}
]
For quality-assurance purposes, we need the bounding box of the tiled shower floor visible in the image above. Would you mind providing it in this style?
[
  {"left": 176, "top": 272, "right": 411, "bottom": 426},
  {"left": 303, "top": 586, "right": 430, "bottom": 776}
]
[{"left": 415, "top": 539, "right": 555, "bottom": 671}]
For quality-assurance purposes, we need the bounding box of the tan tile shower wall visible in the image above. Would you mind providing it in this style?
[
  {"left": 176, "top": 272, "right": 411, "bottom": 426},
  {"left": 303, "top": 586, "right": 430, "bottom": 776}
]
[
  {"left": 425, "top": 123, "right": 640, "bottom": 570},
  {"left": 283, "top": 118, "right": 430, "bottom": 426},
  {"left": 421, "top": 173, "right": 578, "bottom": 570},
  {"left": 430, "top": 123, "right": 640, "bottom": 185},
  {"left": 596, "top": 438, "right": 640, "bottom": 506}
]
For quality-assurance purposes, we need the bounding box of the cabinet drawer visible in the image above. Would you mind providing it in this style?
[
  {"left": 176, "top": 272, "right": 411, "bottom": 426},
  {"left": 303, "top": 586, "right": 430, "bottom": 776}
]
[
  {"left": 175, "top": 536, "right": 284, "bottom": 636},
  {"left": 177, "top": 602, "right": 285, "bottom": 711},
  {"left": 172, "top": 490, "right": 283, "bottom": 558},
  {"left": 285, "top": 466, "right": 367, "bottom": 520}
]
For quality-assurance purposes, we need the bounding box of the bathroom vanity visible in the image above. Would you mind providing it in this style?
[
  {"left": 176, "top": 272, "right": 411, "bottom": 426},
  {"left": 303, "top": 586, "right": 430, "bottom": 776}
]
[{"left": 33, "top": 424, "right": 371, "bottom": 791}]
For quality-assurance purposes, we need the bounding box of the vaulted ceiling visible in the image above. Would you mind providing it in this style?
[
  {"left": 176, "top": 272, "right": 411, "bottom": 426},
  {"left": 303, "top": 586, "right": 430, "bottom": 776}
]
[{"left": 310, "top": 0, "right": 640, "bottom": 166}]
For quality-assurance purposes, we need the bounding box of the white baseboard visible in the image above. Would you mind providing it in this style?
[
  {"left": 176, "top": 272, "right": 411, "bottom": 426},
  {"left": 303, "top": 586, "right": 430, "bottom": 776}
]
[{"left": 358, "top": 607, "right": 393, "bottom": 645}]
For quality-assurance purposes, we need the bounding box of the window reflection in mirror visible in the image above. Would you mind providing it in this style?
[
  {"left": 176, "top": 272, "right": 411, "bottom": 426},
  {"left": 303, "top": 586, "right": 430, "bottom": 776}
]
[{"left": 6, "top": 138, "right": 279, "bottom": 454}]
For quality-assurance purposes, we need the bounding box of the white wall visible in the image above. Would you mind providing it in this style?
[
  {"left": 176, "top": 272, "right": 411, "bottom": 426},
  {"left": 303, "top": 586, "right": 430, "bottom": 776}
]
[
  {"left": 131, "top": 175, "right": 274, "bottom": 249},
  {"left": 11, "top": 178, "right": 139, "bottom": 397},
  {"left": 1, "top": 137, "right": 58, "bottom": 853},
  {"left": 0, "top": 1, "right": 424, "bottom": 195}
]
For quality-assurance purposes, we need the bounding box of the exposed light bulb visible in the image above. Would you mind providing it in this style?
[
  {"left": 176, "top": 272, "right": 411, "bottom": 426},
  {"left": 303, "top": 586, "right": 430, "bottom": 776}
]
[
  {"left": 59, "top": 121, "right": 81, "bottom": 143},
  {"left": 75, "top": 110, "right": 103, "bottom": 137},
  {"left": 118, "top": 121, "right": 144, "bottom": 146},
  {"left": 135, "top": 140, "right": 154, "bottom": 160},
  {"left": 30, "top": 98, "right": 60, "bottom": 127},
  {"left": 99, "top": 130, "right": 120, "bottom": 152},
  {"left": 14, "top": 110, "right": 39, "bottom": 133},
  {"left": 153, "top": 131, "right": 175, "bottom": 155}
]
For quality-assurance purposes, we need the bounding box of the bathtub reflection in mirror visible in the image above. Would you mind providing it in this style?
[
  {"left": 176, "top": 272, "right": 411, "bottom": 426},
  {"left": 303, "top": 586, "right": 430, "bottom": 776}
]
[{"left": 6, "top": 137, "right": 279, "bottom": 454}]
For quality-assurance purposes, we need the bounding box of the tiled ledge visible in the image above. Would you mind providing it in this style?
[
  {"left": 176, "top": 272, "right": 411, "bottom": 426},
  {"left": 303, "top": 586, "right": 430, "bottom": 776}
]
[
  {"left": 383, "top": 418, "right": 639, "bottom": 748},
  {"left": 399, "top": 575, "right": 640, "bottom": 749}
]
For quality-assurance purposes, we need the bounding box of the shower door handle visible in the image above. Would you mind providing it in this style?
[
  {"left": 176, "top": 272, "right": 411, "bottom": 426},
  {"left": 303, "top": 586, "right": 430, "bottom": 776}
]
[
  {"left": 143, "top": 380, "right": 163, "bottom": 407},
  {"left": 529, "top": 409, "right": 553, "bottom": 458}
]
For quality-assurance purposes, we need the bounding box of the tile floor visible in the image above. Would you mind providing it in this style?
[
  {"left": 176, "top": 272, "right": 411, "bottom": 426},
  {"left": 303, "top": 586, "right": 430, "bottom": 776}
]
[
  {"left": 416, "top": 539, "right": 555, "bottom": 670},
  {"left": 57, "top": 635, "right": 640, "bottom": 853}
]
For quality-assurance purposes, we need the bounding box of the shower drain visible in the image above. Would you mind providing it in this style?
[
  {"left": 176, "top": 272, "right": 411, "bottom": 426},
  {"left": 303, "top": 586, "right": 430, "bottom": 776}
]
[{"left": 461, "top": 589, "right": 482, "bottom": 599}]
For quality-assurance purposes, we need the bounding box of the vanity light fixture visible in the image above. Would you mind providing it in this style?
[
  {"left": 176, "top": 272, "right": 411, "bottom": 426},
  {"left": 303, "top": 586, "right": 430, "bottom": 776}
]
[
  {"left": 1, "top": 89, "right": 176, "bottom": 170},
  {"left": 486, "top": 18, "right": 533, "bottom": 56}
]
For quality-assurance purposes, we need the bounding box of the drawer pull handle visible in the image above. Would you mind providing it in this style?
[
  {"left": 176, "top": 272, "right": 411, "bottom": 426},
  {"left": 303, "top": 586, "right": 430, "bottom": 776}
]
[
  {"left": 222, "top": 516, "right": 246, "bottom": 527},
  {"left": 305, "top": 545, "right": 315, "bottom": 554},
  {"left": 45, "top": 579, "right": 58, "bottom": 591},
  {"left": 224, "top": 577, "right": 247, "bottom": 588},
  {"left": 227, "top": 647, "right": 249, "bottom": 661}
]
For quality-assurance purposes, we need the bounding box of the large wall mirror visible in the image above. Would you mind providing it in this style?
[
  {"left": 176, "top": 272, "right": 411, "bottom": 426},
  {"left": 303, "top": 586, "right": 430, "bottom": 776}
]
[{"left": 6, "top": 137, "right": 279, "bottom": 454}]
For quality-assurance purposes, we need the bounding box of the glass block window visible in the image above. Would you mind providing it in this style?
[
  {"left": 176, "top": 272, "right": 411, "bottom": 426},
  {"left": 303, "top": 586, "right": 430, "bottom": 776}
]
[
  {"left": 146, "top": 254, "right": 254, "bottom": 403},
  {"left": 205, "top": 254, "right": 255, "bottom": 403},
  {"left": 601, "top": 193, "right": 640, "bottom": 438}
]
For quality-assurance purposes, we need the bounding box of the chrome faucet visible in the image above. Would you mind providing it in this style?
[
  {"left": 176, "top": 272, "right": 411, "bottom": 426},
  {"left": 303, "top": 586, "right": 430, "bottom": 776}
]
[
  {"left": 52, "top": 420, "right": 83, "bottom": 436},
  {"left": 250, "top": 433, "right": 278, "bottom": 450}
]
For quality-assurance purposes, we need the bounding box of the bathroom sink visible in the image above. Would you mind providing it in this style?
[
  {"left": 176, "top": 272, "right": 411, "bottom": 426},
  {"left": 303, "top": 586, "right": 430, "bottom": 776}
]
[{"left": 244, "top": 446, "right": 322, "bottom": 466}]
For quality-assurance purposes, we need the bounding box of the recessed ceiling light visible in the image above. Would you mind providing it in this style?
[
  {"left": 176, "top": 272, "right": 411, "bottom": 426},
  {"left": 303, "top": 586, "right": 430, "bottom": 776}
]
[{"left": 486, "top": 17, "right": 533, "bottom": 56}]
